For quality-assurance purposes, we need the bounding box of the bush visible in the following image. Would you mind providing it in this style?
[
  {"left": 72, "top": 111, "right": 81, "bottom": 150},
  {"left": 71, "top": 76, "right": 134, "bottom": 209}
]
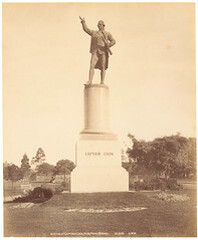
[
  {"left": 29, "top": 187, "right": 53, "bottom": 199},
  {"left": 134, "top": 178, "right": 183, "bottom": 191},
  {"left": 155, "top": 192, "right": 190, "bottom": 202},
  {"left": 13, "top": 187, "right": 53, "bottom": 203},
  {"left": 166, "top": 178, "right": 183, "bottom": 190}
]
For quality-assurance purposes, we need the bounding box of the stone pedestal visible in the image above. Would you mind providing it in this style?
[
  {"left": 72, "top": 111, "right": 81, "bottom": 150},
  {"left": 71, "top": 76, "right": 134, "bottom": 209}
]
[
  {"left": 71, "top": 84, "right": 128, "bottom": 192},
  {"left": 82, "top": 84, "right": 110, "bottom": 133}
]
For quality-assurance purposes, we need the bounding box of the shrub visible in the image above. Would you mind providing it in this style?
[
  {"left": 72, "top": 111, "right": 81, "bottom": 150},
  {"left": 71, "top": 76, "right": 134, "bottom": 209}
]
[
  {"left": 155, "top": 192, "right": 190, "bottom": 202},
  {"left": 166, "top": 178, "right": 183, "bottom": 190},
  {"left": 29, "top": 187, "right": 53, "bottom": 199},
  {"left": 13, "top": 187, "right": 53, "bottom": 203},
  {"left": 134, "top": 178, "right": 183, "bottom": 191}
]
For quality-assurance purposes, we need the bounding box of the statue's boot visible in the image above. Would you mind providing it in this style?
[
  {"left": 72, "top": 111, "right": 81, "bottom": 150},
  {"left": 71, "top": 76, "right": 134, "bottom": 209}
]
[{"left": 84, "top": 81, "right": 92, "bottom": 85}]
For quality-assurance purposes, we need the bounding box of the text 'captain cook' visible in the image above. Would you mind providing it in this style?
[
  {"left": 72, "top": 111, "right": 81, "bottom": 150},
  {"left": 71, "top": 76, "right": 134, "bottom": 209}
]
[{"left": 79, "top": 17, "right": 116, "bottom": 85}]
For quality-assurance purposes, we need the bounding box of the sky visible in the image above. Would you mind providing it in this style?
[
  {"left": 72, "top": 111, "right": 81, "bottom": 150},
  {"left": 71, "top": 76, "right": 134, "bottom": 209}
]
[{"left": 2, "top": 2, "right": 196, "bottom": 166}]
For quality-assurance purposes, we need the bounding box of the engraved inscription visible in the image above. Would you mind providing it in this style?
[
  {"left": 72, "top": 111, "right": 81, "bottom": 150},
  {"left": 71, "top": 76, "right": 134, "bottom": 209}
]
[
  {"left": 85, "top": 152, "right": 101, "bottom": 156},
  {"left": 85, "top": 152, "right": 114, "bottom": 156}
]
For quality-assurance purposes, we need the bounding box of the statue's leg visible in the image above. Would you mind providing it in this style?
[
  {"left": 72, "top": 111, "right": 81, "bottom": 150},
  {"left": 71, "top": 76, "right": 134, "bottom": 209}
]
[
  {"left": 100, "top": 69, "right": 105, "bottom": 84},
  {"left": 86, "top": 53, "right": 98, "bottom": 85},
  {"left": 100, "top": 54, "right": 106, "bottom": 84},
  {"left": 88, "top": 68, "right": 94, "bottom": 84}
]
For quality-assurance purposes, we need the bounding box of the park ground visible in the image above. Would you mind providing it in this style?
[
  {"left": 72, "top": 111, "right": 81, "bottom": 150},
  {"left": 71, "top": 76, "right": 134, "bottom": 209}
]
[{"left": 4, "top": 187, "right": 197, "bottom": 237}]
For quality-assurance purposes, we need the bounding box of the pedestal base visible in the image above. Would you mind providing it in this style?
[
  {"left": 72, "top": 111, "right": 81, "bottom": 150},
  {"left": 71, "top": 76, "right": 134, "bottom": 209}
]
[
  {"left": 71, "top": 166, "right": 128, "bottom": 193},
  {"left": 71, "top": 133, "right": 129, "bottom": 193}
]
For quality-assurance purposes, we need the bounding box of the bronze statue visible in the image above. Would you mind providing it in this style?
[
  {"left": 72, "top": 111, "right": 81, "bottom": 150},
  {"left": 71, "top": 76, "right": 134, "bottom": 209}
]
[{"left": 79, "top": 17, "right": 116, "bottom": 85}]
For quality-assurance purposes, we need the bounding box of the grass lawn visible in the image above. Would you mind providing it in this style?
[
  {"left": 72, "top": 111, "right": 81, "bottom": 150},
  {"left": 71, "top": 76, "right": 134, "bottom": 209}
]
[{"left": 4, "top": 189, "right": 196, "bottom": 237}]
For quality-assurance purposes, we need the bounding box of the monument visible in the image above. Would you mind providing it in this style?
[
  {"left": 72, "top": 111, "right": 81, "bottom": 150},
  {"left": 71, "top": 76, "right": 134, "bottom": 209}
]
[{"left": 71, "top": 18, "right": 128, "bottom": 192}]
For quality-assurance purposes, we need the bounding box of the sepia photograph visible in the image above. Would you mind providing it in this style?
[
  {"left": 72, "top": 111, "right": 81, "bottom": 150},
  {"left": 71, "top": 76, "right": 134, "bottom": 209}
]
[{"left": 2, "top": 1, "right": 197, "bottom": 238}]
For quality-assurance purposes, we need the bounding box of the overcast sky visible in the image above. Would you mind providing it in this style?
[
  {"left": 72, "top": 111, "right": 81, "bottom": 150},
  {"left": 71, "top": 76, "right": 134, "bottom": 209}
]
[{"left": 3, "top": 2, "right": 196, "bottom": 166}]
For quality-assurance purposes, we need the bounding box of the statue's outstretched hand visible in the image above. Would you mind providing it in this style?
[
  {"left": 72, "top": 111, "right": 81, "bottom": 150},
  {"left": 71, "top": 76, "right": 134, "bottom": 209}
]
[{"left": 79, "top": 16, "right": 85, "bottom": 22}]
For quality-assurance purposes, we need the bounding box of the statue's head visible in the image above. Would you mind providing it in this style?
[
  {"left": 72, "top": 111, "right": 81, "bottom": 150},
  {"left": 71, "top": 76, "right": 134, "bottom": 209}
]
[{"left": 97, "top": 20, "right": 105, "bottom": 30}]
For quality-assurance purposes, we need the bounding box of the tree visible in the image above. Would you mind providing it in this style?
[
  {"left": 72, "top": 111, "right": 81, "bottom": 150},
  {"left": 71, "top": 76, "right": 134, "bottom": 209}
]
[
  {"left": 36, "top": 163, "right": 55, "bottom": 176},
  {"left": 188, "top": 137, "right": 196, "bottom": 176},
  {"left": 30, "top": 172, "right": 37, "bottom": 181},
  {"left": 127, "top": 134, "right": 153, "bottom": 175},
  {"left": 20, "top": 153, "right": 31, "bottom": 179},
  {"left": 172, "top": 137, "right": 196, "bottom": 178},
  {"left": 4, "top": 164, "right": 23, "bottom": 188},
  {"left": 127, "top": 134, "right": 196, "bottom": 179},
  {"left": 32, "top": 148, "right": 46, "bottom": 167},
  {"left": 54, "top": 159, "right": 75, "bottom": 182},
  {"left": 3, "top": 162, "right": 10, "bottom": 181}
]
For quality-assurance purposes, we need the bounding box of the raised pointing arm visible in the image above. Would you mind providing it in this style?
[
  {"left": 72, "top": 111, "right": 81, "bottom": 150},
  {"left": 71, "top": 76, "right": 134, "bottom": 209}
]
[{"left": 79, "top": 16, "right": 93, "bottom": 36}]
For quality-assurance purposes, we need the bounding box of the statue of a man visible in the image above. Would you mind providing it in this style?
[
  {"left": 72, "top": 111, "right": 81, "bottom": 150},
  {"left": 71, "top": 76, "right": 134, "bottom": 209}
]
[{"left": 79, "top": 17, "right": 116, "bottom": 85}]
